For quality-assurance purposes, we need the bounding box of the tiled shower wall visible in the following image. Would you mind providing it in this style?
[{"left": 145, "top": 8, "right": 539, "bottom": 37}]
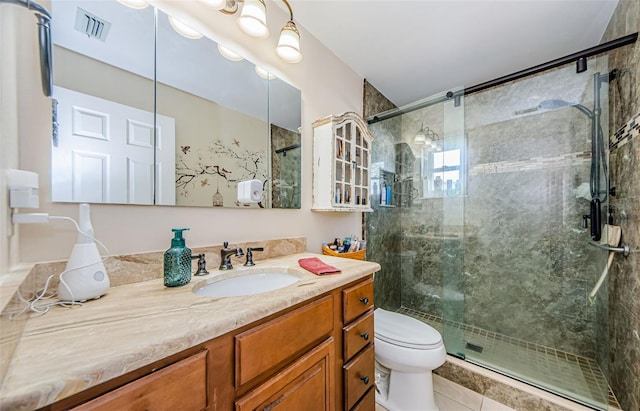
[
  {"left": 364, "top": 81, "right": 402, "bottom": 311},
  {"left": 601, "top": 1, "right": 640, "bottom": 409},
  {"left": 366, "top": 62, "right": 606, "bottom": 356}
]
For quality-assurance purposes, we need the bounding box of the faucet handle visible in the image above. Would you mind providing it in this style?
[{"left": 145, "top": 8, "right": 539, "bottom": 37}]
[
  {"left": 244, "top": 247, "right": 264, "bottom": 266},
  {"left": 191, "top": 253, "right": 209, "bottom": 276},
  {"left": 223, "top": 241, "right": 229, "bottom": 248}
]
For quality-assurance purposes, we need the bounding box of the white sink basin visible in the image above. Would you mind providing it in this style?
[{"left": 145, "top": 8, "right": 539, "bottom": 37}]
[{"left": 193, "top": 269, "right": 300, "bottom": 298}]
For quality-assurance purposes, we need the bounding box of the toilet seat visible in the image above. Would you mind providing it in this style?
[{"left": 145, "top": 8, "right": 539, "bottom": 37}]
[{"left": 375, "top": 308, "right": 442, "bottom": 349}]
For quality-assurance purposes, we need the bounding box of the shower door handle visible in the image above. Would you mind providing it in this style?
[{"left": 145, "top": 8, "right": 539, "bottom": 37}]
[{"left": 590, "top": 198, "right": 601, "bottom": 241}]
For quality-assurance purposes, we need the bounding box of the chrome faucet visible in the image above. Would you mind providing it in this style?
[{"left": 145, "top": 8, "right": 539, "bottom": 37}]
[{"left": 219, "top": 242, "right": 244, "bottom": 270}]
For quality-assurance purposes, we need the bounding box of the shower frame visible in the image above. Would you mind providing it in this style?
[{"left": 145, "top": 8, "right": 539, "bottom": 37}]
[{"left": 366, "top": 32, "right": 638, "bottom": 410}]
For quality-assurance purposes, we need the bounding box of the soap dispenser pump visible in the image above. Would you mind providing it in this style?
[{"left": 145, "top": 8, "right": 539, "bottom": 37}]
[
  {"left": 164, "top": 228, "right": 192, "bottom": 287},
  {"left": 58, "top": 203, "right": 110, "bottom": 302}
]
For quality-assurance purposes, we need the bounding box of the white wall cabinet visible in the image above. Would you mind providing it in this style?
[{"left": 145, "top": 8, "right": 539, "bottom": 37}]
[{"left": 312, "top": 112, "right": 373, "bottom": 212}]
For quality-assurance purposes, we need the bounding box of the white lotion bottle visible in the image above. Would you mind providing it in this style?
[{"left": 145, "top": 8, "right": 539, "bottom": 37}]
[{"left": 57, "top": 204, "right": 110, "bottom": 302}]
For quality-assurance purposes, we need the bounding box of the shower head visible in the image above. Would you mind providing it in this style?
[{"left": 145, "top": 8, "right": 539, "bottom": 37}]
[
  {"left": 538, "top": 99, "right": 593, "bottom": 118},
  {"left": 514, "top": 99, "right": 594, "bottom": 118}
]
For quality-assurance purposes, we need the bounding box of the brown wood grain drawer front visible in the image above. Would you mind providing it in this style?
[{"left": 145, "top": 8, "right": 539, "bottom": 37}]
[
  {"left": 343, "top": 344, "right": 375, "bottom": 410},
  {"left": 71, "top": 350, "right": 208, "bottom": 411},
  {"left": 236, "top": 338, "right": 335, "bottom": 411},
  {"left": 236, "top": 295, "right": 334, "bottom": 387},
  {"left": 351, "top": 386, "right": 375, "bottom": 411},
  {"left": 343, "top": 278, "right": 374, "bottom": 323},
  {"left": 343, "top": 309, "right": 373, "bottom": 360}
]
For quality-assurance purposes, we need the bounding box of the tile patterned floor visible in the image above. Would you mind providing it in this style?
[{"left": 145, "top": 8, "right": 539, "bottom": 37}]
[
  {"left": 396, "top": 307, "right": 621, "bottom": 410},
  {"left": 375, "top": 374, "right": 517, "bottom": 411}
]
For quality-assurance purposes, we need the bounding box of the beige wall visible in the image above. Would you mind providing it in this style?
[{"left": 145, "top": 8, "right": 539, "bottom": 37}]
[
  {"left": 2, "top": 0, "right": 363, "bottom": 269},
  {"left": 0, "top": 6, "right": 22, "bottom": 273}
]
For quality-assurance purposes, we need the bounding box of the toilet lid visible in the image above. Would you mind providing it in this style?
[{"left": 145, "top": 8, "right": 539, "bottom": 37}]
[{"left": 375, "top": 309, "right": 442, "bottom": 349}]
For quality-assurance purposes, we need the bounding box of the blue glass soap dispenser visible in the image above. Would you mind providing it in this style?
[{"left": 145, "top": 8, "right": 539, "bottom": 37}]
[{"left": 164, "top": 228, "right": 192, "bottom": 287}]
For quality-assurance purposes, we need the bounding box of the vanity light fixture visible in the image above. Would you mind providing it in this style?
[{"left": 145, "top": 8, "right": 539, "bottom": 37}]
[
  {"left": 255, "top": 65, "right": 276, "bottom": 79},
  {"left": 218, "top": 44, "right": 244, "bottom": 61},
  {"left": 213, "top": 0, "right": 302, "bottom": 63},
  {"left": 237, "top": 0, "right": 269, "bottom": 38},
  {"left": 116, "top": 0, "right": 149, "bottom": 9},
  {"left": 199, "top": 0, "right": 227, "bottom": 10},
  {"left": 168, "top": 15, "right": 203, "bottom": 40},
  {"left": 276, "top": 19, "right": 302, "bottom": 63}
]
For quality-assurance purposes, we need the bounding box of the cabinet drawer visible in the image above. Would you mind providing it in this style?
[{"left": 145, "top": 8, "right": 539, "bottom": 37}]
[
  {"left": 71, "top": 351, "right": 207, "bottom": 411},
  {"left": 236, "top": 295, "right": 334, "bottom": 387},
  {"left": 343, "top": 309, "right": 373, "bottom": 360},
  {"left": 236, "top": 338, "right": 335, "bottom": 411},
  {"left": 343, "top": 344, "right": 375, "bottom": 410},
  {"left": 351, "top": 386, "right": 375, "bottom": 411},
  {"left": 343, "top": 278, "right": 373, "bottom": 323}
]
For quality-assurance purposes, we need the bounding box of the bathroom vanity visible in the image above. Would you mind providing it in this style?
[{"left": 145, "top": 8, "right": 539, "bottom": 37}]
[{"left": 0, "top": 253, "right": 379, "bottom": 411}]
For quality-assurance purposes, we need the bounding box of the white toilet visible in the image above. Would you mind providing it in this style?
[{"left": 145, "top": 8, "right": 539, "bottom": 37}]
[{"left": 374, "top": 308, "right": 446, "bottom": 411}]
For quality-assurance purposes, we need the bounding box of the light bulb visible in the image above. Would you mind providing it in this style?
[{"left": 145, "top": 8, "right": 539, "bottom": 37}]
[
  {"left": 255, "top": 66, "right": 276, "bottom": 80},
  {"left": 237, "top": 0, "right": 269, "bottom": 38},
  {"left": 168, "top": 16, "right": 203, "bottom": 40},
  {"left": 116, "top": 0, "right": 149, "bottom": 9},
  {"left": 276, "top": 21, "right": 302, "bottom": 63},
  {"left": 199, "top": 0, "right": 226, "bottom": 10},
  {"left": 218, "top": 44, "right": 244, "bottom": 61}
]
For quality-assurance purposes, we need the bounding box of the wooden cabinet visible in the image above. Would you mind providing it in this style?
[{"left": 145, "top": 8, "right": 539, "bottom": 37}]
[
  {"left": 341, "top": 278, "right": 375, "bottom": 410},
  {"left": 49, "top": 275, "right": 375, "bottom": 411},
  {"left": 235, "top": 296, "right": 334, "bottom": 387},
  {"left": 236, "top": 338, "right": 335, "bottom": 411},
  {"left": 312, "top": 112, "right": 374, "bottom": 212},
  {"left": 70, "top": 351, "right": 207, "bottom": 411}
]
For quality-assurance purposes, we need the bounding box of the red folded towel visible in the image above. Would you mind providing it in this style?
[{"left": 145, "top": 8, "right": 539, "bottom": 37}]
[{"left": 298, "top": 257, "right": 341, "bottom": 275}]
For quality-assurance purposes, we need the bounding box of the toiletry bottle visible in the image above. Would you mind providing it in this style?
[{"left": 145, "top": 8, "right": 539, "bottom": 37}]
[{"left": 164, "top": 228, "right": 192, "bottom": 287}]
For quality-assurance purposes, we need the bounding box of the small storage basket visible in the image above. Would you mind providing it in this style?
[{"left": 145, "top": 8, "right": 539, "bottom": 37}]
[{"left": 322, "top": 245, "right": 366, "bottom": 261}]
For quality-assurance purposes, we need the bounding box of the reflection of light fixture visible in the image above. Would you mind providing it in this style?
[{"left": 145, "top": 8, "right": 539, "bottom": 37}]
[
  {"left": 199, "top": 0, "right": 226, "bottom": 10},
  {"left": 414, "top": 123, "right": 442, "bottom": 151},
  {"left": 217, "top": 0, "right": 302, "bottom": 63},
  {"left": 414, "top": 123, "right": 429, "bottom": 145},
  {"left": 116, "top": 0, "right": 149, "bottom": 9},
  {"left": 218, "top": 44, "right": 244, "bottom": 61},
  {"left": 255, "top": 65, "right": 276, "bottom": 80},
  {"left": 237, "top": 0, "right": 269, "bottom": 38},
  {"left": 168, "top": 15, "right": 203, "bottom": 40}
]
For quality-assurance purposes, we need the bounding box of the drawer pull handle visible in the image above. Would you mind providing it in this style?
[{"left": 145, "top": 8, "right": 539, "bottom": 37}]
[
  {"left": 360, "top": 375, "right": 370, "bottom": 385},
  {"left": 359, "top": 297, "right": 369, "bottom": 305},
  {"left": 360, "top": 332, "right": 369, "bottom": 340}
]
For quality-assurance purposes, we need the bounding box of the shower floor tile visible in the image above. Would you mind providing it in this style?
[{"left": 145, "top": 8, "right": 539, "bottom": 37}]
[{"left": 397, "top": 307, "right": 621, "bottom": 410}]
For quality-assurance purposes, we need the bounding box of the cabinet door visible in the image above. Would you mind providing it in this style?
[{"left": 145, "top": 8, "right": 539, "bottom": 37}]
[
  {"left": 236, "top": 338, "right": 335, "bottom": 411},
  {"left": 352, "top": 124, "right": 370, "bottom": 208},
  {"left": 333, "top": 121, "right": 352, "bottom": 207},
  {"left": 71, "top": 351, "right": 207, "bottom": 411}
]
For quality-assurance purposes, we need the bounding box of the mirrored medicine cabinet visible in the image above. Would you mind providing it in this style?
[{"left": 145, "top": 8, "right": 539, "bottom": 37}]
[{"left": 50, "top": 0, "right": 302, "bottom": 209}]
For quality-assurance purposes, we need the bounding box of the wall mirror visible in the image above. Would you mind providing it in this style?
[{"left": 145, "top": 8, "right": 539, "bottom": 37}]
[{"left": 50, "top": 0, "right": 301, "bottom": 209}]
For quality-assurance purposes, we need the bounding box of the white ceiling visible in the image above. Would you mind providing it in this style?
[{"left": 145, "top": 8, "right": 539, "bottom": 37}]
[{"left": 287, "top": 0, "right": 619, "bottom": 107}]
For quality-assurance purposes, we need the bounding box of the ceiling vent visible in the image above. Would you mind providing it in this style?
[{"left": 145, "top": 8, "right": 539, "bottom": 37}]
[{"left": 74, "top": 7, "right": 111, "bottom": 42}]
